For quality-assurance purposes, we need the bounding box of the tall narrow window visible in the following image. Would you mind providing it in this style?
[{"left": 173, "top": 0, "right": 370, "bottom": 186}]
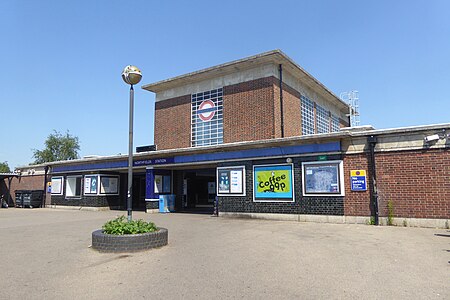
[
  {"left": 331, "top": 115, "right": 340, "bottom": 132},
  {"left": 316, "top": 105, "right": 330, "bottom": 134},
  {"left": 301, "top": 95, "right": 315, "bottom": 135},
  {"left": 191, "top": 88, "right": 223, "bottom": 147},
  {"left": 66, "top": 176, "right": 82, "bottom": 198}
]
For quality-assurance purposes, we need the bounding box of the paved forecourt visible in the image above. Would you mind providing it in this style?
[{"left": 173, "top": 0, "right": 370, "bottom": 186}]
[{"left": 0, "top": 208, "right": 448, "bottom": 299}]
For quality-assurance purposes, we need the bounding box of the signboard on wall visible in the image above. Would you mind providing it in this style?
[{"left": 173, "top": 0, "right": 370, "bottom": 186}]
[
  {"left": 350, "top": 170, "right": 367, "bottom": 191},
  {"left": 51, "top": 177, "right": 63, "bottom": 194},
  {"left": 84, "top": 176, "right": 98, "bottom": 194},
  {"left": 100, "top": 176, "right": 119, "bottom": 194},
  {"left": 302, "top": 161, "right": 345, "bottom": 196},
  {"left": 217, "top": 166, "right": 245, "bottom": 196},
  {"left": 253, "top": 164, "right": 294, "bottom": 201}
]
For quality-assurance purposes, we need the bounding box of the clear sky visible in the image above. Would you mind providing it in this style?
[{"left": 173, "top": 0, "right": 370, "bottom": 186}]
[{"left": 1, "top": 0, "right": 449, "bottom": 169}]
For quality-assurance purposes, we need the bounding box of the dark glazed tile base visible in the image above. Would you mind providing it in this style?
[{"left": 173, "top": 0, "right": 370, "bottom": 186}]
[{"left": 91, "top": 228, "right": 168, "bottom": 253}]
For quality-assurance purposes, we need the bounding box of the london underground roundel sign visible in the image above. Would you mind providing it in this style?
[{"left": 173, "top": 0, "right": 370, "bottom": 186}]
[{"left": 197, "top": 100, "right": 216, "bottom": 122}]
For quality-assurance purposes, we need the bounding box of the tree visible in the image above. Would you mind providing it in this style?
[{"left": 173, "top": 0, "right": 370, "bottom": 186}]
[
  {"left": 33, "top": 130, "right": 80, "bottom": 164},
  {"left": 0, "top": 161, "right": 10, "bottom": 173}
]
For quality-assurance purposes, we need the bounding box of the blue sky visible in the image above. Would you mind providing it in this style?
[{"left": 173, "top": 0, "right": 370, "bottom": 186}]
[{"left": 1, "top": 0, "right": 449, "bottom": 169}]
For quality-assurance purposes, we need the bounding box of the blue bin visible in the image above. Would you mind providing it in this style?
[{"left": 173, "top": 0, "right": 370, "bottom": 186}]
[{"left": 159, "top": 195, "right": 168, "bottom": 213}]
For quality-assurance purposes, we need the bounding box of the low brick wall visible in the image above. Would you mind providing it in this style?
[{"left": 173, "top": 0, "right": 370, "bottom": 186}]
[{"left": 91, "top": 228, "right": 168, "bottom": 252}]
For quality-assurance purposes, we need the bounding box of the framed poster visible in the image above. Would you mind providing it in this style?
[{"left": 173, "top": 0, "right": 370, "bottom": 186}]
[
  {"left": 51, "top": 177, "right": 63, "bottom": 195},
  {"left": 84, "top": 175, "right": 98, "bottom": 195},
  {"left": 302, "top": 161, "right": 345, "bottom": 196},
  {"left": 253, "top": 164, "right": 294, "bottom": 202},
  {"left": 217, "top": 166, "right": 246, "bottom": 196},
  {"left": 100, "top": 176, "right": 119, "bottom": 194}
]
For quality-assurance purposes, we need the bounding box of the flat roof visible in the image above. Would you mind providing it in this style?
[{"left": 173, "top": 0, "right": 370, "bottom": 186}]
[
  {"left": 16, "top": 122, "right": 450, "bottom": 171},
  {"left": 142, "top": 50, "right": 349, "bottom": 111}
]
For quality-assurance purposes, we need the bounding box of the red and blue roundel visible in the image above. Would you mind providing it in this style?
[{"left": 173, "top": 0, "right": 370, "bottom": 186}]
[{"left": 197, "top": 100, "right": 216, "bottom": 122}]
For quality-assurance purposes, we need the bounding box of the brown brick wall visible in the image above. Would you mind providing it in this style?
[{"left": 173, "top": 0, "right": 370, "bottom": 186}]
[
  {"left": 8, "top": 175, "right": 51, "bottom": 205},
  {"left": 344, "top": 149, "right": 450, "bottom": 219},
  {"left": 154, "top": 76, "right": 343, "bottom": 149},
  {"left": 343, "top": 153, "right": 372, "bottom": 216},
  {"left": 223, "top": 77, "right": 276, "bottom": 143},
  {"left": 375, "top": 149, "right": 449, "bottom": 219},
  {"left": 273, "top": 81, "right": 302, "bottom": 138},
  {"left": 154, "top": 94, "right": 191, "bottom": 150}
]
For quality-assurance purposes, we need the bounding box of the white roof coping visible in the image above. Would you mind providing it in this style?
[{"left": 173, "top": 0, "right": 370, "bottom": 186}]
[{"left": 141, "top": 50, "right": 349, "bottom": 111}]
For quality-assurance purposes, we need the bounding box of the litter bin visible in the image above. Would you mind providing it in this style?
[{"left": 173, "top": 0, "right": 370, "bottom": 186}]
[
  {"left": 15, "top": 190, "right": 43, "bottom": 208},
  {"left": 15, "top": 190, "right": 25, "bottom": 207},
  {"left": 159, "top": 195, "right": 168, "bottom": 213},
  {"left": 159, "top": 195, "right": 176, "bottom": 213}
]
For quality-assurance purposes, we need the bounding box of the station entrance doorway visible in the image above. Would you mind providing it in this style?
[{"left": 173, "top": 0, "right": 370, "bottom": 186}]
[{"left": 183, "top": 168, "right": 216, "bottom": 213}]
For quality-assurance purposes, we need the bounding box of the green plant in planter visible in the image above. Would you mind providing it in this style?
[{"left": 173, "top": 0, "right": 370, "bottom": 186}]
[{"left": 102, "top": 216, "right": 157, "bottom": 235}]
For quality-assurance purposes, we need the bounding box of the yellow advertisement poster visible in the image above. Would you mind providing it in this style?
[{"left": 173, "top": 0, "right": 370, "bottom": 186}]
[{"left": 254, "top": 165, "right": 293, "bottom": 199}]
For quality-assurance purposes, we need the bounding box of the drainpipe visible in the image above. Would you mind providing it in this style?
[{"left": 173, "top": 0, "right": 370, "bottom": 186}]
[
  {"left": 43, "top": 166, "right": 49, "bottom": 208},
  {"left": 367, "top": 135, "right": 379, "bottom": 225},
  {"left": 278, "top": 64, "right": 285, "bottom": 138}
]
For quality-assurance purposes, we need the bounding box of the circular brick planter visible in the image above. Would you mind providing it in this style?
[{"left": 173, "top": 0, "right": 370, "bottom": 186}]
[{"left": 91, "top": 228, "right": 168, "bottom": 253}]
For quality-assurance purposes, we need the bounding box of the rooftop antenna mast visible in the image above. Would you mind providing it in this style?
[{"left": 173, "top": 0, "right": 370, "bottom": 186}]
[{"left": 340, "top": 90, "right": 360, "bottom": 127}]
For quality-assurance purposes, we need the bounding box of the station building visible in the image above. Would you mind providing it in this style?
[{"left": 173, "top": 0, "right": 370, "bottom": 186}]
[{"left": 8, "top": 50, "right": 450, "bottom": 227}]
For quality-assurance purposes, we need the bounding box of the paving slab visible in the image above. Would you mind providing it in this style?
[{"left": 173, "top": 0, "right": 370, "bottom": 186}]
[{"left": 0, "top": 208, "right": 448, "bottom": 299}]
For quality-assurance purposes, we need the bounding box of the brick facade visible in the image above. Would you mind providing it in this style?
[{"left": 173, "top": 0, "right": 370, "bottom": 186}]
[
  {"left": 273, "top": 80, "right": 302, "bottom": 138},
  {"left": 343, "top": 153, "right": 372, "bottom": 216},
  {"left": 49, "top": 173, "right": 127, "bottom": 209},
  {"left": 8, "top": 175, "right": 50, "bottom": 206},
  {"left": 375, "top": 149, "right": 450, "bottom": 219},
  {"left": 223, "top": 77, "right": 276, "bottom": 143},
  {"left": 344, "top": 149, "right": 450, "bottom": 219},
  {"left": 154, "top": 94, "right": 191, "bottom": 150},
  {"left": 154, "top": 76, "right": 320, "bottom": 150},
  {"left": 218, "top": 156, "right": 344, "bottom": 216}
]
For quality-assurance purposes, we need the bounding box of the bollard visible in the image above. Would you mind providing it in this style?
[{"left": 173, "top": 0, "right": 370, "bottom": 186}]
[{"left": 213, "top": 196, "right": 219, "bottom": 217}]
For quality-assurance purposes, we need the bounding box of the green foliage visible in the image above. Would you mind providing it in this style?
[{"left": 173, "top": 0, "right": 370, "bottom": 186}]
[
  {"left": 403, "top": 219, "right": 408, "bottom": 227},
  {"left": 102, "top": 216, "right": 157, "bottom": 235},
  {"left": 33, "top": 130, "right": 80, "bottom": 164},
  {"left": 367, "top": 216, "right": 376, "bottom": 225},
  {"left": 0, "top": 161, "right": 10, "bottom": 173},
  {"left": 387, "top": 200, "right": 394, "bottom": 226}
]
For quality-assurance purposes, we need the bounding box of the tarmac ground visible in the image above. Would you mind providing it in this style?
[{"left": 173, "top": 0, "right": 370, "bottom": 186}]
[{"left": 0, "top": 208, "right": 449, "bottom": 299}]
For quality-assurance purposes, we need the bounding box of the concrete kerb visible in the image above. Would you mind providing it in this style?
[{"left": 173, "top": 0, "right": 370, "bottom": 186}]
[
  {"left": 219, "top": 212, "right": 450, "bottom": 228},
  {"left": 46, "top": 205, "right": 111, "bottom": 211}
]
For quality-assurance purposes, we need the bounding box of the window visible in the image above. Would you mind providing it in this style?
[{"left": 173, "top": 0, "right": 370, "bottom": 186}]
[
  {"left": 66, "top": 176, "right": 82, "bottom": 198},
  {"left": 316, "top": 105, "right": 330, "bottom": 134},
  {"left": 51, "top": 177, "right": 63, "bottom": 195},
  {"left": 154, "top": 175, "right": 171, "bottom": 194},
  {"left": 191, "top": 88, "right": 223, "bottom": 147},
  {"left": 301, "top": 96, "right": 315, "bottom": 135},
  {"left": 302, "top": 161, "right": 345, "bottom": 196},
  {"left": 331, "top": 115, "right": 340, "bottom": 132}
]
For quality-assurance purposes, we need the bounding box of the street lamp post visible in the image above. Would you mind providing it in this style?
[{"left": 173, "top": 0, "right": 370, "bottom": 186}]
[{"left": 121, "top": 65, "right": 142, "bottom": 222}]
